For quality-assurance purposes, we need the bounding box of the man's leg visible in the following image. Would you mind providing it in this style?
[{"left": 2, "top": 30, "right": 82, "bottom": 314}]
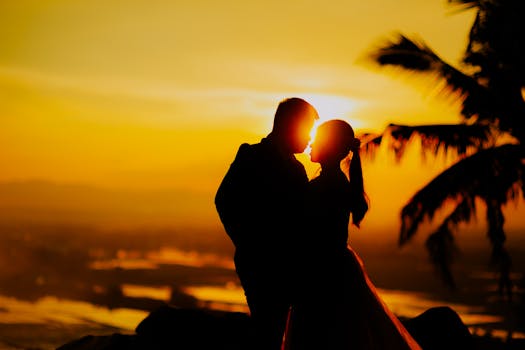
[
  {"left": 234, "top": 256, "right": 290, "bottom": 350},
  {"left": 247, "top": 292, "right": 290, "bottom": 350}
]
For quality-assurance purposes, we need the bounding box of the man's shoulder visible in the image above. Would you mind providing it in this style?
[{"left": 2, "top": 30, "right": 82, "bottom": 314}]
[
  {"left": 234, "top": 140, "right": 268, "bottom": 159},
  {"left": 234, "top": 142, "right": 257, "bottom": 159},
  {"left": 234, "top": 140, "right": 307, "bottom": 172}
]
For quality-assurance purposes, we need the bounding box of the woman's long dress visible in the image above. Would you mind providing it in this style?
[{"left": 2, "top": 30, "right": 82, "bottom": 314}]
[{"left": 284, "top": 169, "right": 422, "bottom": 350}]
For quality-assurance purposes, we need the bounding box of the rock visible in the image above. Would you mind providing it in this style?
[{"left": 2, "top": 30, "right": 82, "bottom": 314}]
[
  {"left": 57, "top": 334, "right": 136, "bottom": 350},
  {"left": 57, "top": 305, "right": 486, "bottom": 350},
  {"left": 134, "top": 305, "right": 253, "bottom": 349},
  {"left": 57, "top": 305, "right": 254, "bottom": 350},
  {"left": 402, "top": 306, "right": 475, "bottom": 350}
]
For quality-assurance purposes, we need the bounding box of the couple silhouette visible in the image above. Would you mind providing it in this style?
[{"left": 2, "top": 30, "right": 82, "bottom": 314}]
[{"left": 215, "top": 97, "right": 422, "bottom": 350}]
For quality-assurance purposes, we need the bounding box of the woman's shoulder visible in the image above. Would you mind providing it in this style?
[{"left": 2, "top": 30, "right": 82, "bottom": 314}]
[
  {"left": 309, "top": 171, "right": 348, "bottom": 189},
  {"left": 307, "top": 175, "right": 328, "bottom": 194}
]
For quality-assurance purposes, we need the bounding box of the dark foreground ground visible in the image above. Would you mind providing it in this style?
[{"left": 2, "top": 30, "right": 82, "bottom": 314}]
[{"left": 56, "top": 304, "right": 524, "bottom": 350}]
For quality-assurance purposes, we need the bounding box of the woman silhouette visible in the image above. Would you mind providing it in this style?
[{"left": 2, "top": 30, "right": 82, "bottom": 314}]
[{"left": 285, "top": 119, "right": 422, "bottom": 350}]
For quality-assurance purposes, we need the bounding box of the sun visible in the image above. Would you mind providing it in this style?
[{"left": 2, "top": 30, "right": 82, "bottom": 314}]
[
  {"left": 297, "top": 93, "right": 363, "bottom": 153},
  {"left": 302, "top": 94, "right": 359, "bottom": 120}
]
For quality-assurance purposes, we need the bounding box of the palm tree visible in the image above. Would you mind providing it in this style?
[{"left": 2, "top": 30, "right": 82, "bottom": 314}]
[{"left": 363, "top": 0, "right": 525, "bottom": 291}]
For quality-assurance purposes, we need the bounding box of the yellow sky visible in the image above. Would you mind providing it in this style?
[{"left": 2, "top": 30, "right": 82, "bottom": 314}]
[{"left": 4, "top": 1, "right": 524, "bottom": 238}]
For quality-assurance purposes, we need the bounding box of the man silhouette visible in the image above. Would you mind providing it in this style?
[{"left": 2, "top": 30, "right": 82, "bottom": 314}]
[{"left": 215, "top": 97, "right": 319, "bottom": 350}]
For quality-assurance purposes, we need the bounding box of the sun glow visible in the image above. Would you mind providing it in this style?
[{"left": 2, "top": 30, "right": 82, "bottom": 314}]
[
  {"left": 298, "top": 93, "right": 364, "bottom": 151},
  {"left": 300, "top": 93, "right": 361, "bottom": 122}
]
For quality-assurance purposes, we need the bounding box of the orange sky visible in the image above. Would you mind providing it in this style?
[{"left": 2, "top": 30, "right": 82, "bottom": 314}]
[{"left": 2, "top": 1, "right": 525, "bottom": 242}]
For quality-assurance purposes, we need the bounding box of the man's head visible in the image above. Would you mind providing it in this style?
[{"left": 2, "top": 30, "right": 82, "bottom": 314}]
[{"left": 271, "top": 97, "right": 319, "bottom": 153}]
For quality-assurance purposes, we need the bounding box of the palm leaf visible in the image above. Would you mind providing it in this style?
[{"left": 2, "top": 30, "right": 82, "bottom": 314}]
[
  {"left": 369, "top": 34, "right": 439, "bottom": 71},
  {"left": 426, "top": 228, "right": 458, "bottom": 289},
  {"left": 360, "top": 123, "right": 495, "bottom": 160},
  {"left": 369, "top": 34, "right": 481, "bottom": 93},
  {"left": 385, "top": 123, "right": 494, "bottom": 159},
  {"left": 429, "top": 193, "right": 515, "bottom": 290},
  {"left": 447, "top": 0, "right": 480, "bottom": 11},
  {"left": 424, "top": 196, "right": 476, "bottom": 289},
  {"left": 357, "top": 132, "right": 383, "bottom": 159},
  {"left": 400, "top": 144, "right": 524, "bottom": 245},
  {"left": 485, "top": 197, "right": 506, "bottom": 253},
  {"left": 368, "top": 34, "right": 497, "bottom": 123}
]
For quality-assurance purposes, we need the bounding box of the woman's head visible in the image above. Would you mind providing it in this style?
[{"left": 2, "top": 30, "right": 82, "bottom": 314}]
[
  {"left": 310, "top": 119, "right": 359, "bottom": 165},
  {"left": 310, "top": 119, "right": 368, "bottom": 227}
]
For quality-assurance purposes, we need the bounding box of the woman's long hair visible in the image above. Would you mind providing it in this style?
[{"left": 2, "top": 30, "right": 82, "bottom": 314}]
[{"left": 347, "top": 149, "right": 369, "bottom": 228}]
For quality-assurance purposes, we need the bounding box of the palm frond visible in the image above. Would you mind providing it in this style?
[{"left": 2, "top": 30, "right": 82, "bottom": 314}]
[
  {"left": 447, "top": 0, "right": 480, "bottom": 11},
  {"left": 368, "top": 34, "right": 494, "bottom": 122},
  {"left": 399, "top": 144, "right": 524, "bottom": 244},
  {"left": 441, "top": 195, "right": 478, "bottom": 230},
  {"left": 485, "top": 198, "right": 506, "bottom": 252},
  {"left": 369, "top": 35, "right": 480, "bottom": 92},
  {"left": 369, "top": 34, "right": 440, "bottom": 72},
  {"left": 377, "top": 123, "right": 494, "bottom": 160},
  {"left": 357, "top": 132, "right": 383, "bottom": 159},
  {"left": 483, "top": 197, "right": 514, "bottom": 293},
  {"left": 426, "top": 228, "right": 458, "bottom": 289},
  {"left": 370, "top": 34, "right": 439, "bottom": 71},
  {"left": 424, "top": 197, "right": 476, "bottom": 289}
]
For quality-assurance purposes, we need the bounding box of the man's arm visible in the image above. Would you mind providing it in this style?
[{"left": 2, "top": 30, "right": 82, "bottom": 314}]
[{"left": 215, "top": 143, "right": 251, "bottom": 247}]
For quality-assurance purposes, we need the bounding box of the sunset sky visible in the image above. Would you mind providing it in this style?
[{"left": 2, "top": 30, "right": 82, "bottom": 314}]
[{"left": 2, "top": 1, "right": 525, "bottom": 242}]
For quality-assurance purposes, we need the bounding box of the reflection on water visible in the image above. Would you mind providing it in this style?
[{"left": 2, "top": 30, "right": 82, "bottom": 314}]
[
  {"left": 146, "top": 247, "right": 235, "bottom": 269},
  {"left": 89, "top": 247, "right": 235, "bottom": 270},
  {"left": 0, "top": 229, "right": 522, "bottom": 347},
  {"left": 469, "top": 271, "right": 523, "bottom": 280},
  {"left": 89, "top": 259, "right": 158, "bottom": 270},
  {"left": 182, "top": 283, "right": 524, "bottom": 339},
  {"left": 182, "top": 283, "right": 502, "bottom": 325},
  {"left": 185, "top": 282, "right": 245, "bottom": 305},
  {"left": 0, "top": 294, "right": 147, "bottom": 330},
  {"left": 377, "top": 288, "right": 502, "bottom": 324},
  {"left": 184, "top": 283, "right": 249, "bottom": 313},
  {"left": 67, "top": 246, "right": 525, "bottom": 341},
  {"left": 121, "top": 284, "right": 172, "bottom": 302}
]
